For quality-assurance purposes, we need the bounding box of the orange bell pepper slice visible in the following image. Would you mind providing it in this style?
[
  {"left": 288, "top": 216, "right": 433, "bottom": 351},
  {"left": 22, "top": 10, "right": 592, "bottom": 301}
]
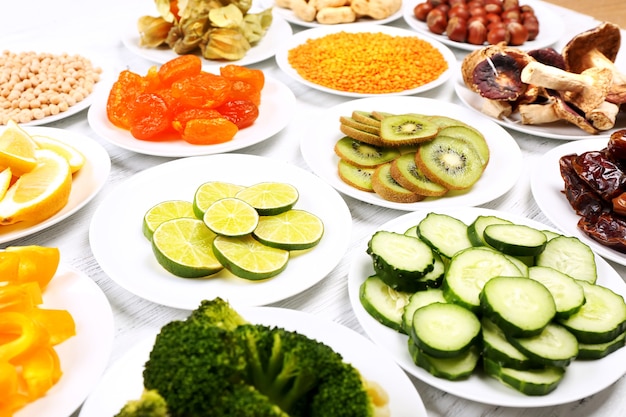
[
  {"left": 0, "top": 312, "right": 49, "bottom": 363},
  {"left": 28, "top": 308, "right": 75, "bottom": 346},
  {"left": 0, "top": 252, "right": 20, "bottom": 284},
  {"left": 0, "top": 361, "right": 28, "bottom": 417},
  {"left": 18, "top": 344, "right": 62, "bottom": 400},
  {"left": 4, "top": 246, "right": 60, "bottom": 290},
  {"left": 0, "top": 282, "right": 43, "bottom": 312}
]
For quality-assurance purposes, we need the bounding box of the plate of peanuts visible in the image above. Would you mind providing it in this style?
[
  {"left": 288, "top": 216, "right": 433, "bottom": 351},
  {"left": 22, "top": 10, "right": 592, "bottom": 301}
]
[
  {"left": 275, "top": 24, "right": 456, "bottom": 97},
  {"left": 260, "top": 0, "right": 404, "bottom": 27},
  {"left": 0, "top": 50, "right": 106, "bottom": 127},
  {"left": 402, "top": 0, "right": 564, "bottom": 52}
]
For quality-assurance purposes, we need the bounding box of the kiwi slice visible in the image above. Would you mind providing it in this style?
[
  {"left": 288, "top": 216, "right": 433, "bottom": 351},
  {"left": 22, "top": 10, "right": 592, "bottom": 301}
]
[
  {"left": 339, "top": 116, "right": 380, "bottom": 135},
  {"left": 334, "top": 137, "right": 401, "bottom": 168},
  {"left": 371, "top": 162, "right": 424, "bottom": 203},
  {"left": 424, "top": 115, "right": 472, "bottom": 128},
  {"left": 338, "top": 159, "right": 375, "bottom": 192},
  {"left": 351, "top": 111, "right": 382, "bottom": 128},
  {"left": 379, "top": 114, "right": 439, "bottom": 146},
  {"left": 437, "top": 125, "right": 490, "bottom": 167},
  {"left": 340, "top": 123, "right": 384, "bottom": 146},
  {"left": 390, "top": 152, "right": 448, "bottom": 197},
  {"left": 415, "top": 135, "right": 483, "bottom": 190},
  {"left": 371, "top": 111, "right": 393, "bottom": 121}
]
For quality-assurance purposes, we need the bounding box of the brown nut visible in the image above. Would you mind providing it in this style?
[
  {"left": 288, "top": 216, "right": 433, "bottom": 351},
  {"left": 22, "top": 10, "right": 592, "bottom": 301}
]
[
  {"left": 426, "top": 9, "right": 448, "bottom": 34},
  {"left": 447, "top": 16, "right": 468, "bottom": 42},
  {"left": 414, "top": 2, "right": 434, "bottom": 21},
  {"left": 467, "top": 20, "right": 487, "bottom": 45},
  {"left": 507, "top": 21, "right": 529, "bottom": 45}
]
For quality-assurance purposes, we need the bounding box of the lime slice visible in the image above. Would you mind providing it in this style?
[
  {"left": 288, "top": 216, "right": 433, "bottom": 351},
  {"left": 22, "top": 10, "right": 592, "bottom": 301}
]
[
  {"left": 253, "top": 209, "right": 324, "bottom": 251},
  {"left": 142, "top": 200, "right": 196, "bottom": 240},
  {"left": 151, "top": 218, "right": 223, "bottom": 278},
  {"left": 212, "top": 234, "right": 289, "bottom": 280},
  {"left": 235, "top": 182, "right": 299, "bottom": 215},
  {"left": 192, "top": 181, "right": 245, "bottom": 219},
  {"left": 203, "top": 197, "right": 259, "bottom": 237}
]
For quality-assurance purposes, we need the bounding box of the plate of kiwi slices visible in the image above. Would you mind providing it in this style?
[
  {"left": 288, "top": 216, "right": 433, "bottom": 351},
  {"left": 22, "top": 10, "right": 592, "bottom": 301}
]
[{"left": 300, "top": 96, "right": 523, "bottom": 211}]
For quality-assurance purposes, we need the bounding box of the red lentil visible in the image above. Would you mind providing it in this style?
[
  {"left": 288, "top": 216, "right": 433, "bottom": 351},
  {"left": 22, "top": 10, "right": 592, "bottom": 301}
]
[{"left": 287, "top": 32, "right": 449, "bottom": 94}]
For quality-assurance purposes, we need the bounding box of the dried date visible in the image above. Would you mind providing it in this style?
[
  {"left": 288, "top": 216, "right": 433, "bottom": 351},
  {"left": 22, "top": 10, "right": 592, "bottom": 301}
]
[
  {"left": 572, "top": 150, "right": 626, "bottom": 202},
  {"left": 578, "top": 212, "right": 626, "bottom": 252},
  {"left": 559, "top": 154, "right": 608, "bottom": 217}
]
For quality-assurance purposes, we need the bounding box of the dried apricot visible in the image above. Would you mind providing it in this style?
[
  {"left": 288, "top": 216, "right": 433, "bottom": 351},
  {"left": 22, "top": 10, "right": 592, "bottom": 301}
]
[
  {"left": 106, "top": 70, "right": 146, "bottom": 129},
  {"left": 158, "top": 55, "right": 202, "bottom": 87},
  {"left": 225, "top": 80, "right": 261, "bottom": 106},
  {"left": 181, "top": 118, "right": 238, "bottom": 145},
  {"left": 170, "top": 73, "right": 232, "bottom": 109},
  {"left": 129, "top": 93, "right": 173, "bottom": 141},
  {"left": 220, "top": 64, "right": 265, "bottom": 91},
  {"left": 172, "top": 108, "right": 222, "bottom": 134},
  {"left": 216, "top": 100, "right": 259, "bottom": 129}
]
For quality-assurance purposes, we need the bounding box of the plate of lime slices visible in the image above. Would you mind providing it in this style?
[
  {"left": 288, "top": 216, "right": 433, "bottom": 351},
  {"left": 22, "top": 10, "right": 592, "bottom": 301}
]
[{"left": 89, "top": 153, "right": 351, "bottom": 309}]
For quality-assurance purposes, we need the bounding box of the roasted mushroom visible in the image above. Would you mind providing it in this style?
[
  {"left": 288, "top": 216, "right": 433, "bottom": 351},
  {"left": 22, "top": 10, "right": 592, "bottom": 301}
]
[
  {"left": 562, "top": 22, "right": 626, "bottom": 105},
  {"left": 518, "top": 91, "right": 599, "bottom": 134}
]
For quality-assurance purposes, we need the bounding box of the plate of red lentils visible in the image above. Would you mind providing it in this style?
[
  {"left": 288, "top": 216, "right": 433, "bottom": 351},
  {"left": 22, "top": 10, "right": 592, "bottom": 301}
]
[{"left": 275, "top": 24, "right": 456, "bottom": 97}]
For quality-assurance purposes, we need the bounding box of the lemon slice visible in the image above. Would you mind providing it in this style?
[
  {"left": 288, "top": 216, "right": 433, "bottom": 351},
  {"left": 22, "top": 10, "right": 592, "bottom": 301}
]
[
  {"left": 192, "top": 181, "right": 245, "bottom": 219},
  {"left": 253, "top": 209, "right": 325, "bottom": 251},
  {"left": 32, "top": 135, "right": 86, "bottom": 174},
  {"left": 203, "top": 197, "right": 259, "bottom": 237},
  {"left": 0, "top": 120, "right": 38, "bottom": 176},
  {"left": 142, "top": 200, "right": 196, "bottom": 240},
  {"left": 212, "top": 234, "right": 289, "bottom": 280},
  {"left": 0, "top": 149, "right": 72, "bottom": 225},
  {"left": 0, "top": 168, "right": 12, "bottom": 201},
  {"left": 235, "top": 182, "right": 299, "bottom": 216},
  {"left": 151, "top": 217, "right": 223, "bottom": 278}
]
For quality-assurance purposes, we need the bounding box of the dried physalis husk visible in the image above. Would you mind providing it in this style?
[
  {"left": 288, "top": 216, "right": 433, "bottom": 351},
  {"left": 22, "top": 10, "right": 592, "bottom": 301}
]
[
  {"left": 138, "top": 16, "right": 173, "bottom": 47},
  {"left": 200, "top": 28, "right": 251, "bottom": 61}
]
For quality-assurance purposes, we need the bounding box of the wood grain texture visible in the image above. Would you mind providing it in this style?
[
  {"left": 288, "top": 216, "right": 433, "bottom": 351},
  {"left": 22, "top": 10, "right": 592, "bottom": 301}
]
[{"left": 543, "top": 0, "right": 625, "bottom": 29}]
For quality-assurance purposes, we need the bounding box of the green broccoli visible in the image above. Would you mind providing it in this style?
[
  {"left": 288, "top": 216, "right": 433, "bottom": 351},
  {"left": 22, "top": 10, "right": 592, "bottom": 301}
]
[
  {"left": 114, "top": 389, "right": 168, "bottom": 417},
  {"left": 119, "top": 298, "right": 386, "bottom": 417}
]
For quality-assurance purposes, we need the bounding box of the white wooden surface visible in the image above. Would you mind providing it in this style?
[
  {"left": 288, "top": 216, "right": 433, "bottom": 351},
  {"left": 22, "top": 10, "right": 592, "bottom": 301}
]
[{"left": 3, "top": 1, "right": 626, "bottom": 416}]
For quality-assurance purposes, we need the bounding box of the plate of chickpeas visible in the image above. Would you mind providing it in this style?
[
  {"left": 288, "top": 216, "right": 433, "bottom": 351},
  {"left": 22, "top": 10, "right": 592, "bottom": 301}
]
[{"left": 0, "top": 50, "right": 105, "bottom": 126}]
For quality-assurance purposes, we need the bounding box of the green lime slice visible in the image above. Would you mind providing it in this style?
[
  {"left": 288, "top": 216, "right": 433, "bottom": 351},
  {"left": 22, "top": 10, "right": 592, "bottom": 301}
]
[
  {"left": 151, "top": 218, "right": 223, "bottom": 278},
  {"left": 203, "top": 197, "right": 259, "bottom": 237},
  {"left": 192, "top": 181, "right": 245, "bottom": 219},
  {"left": 253, "top": 209, "right": 324, "bottom": 251},
  {"left": 235, "top": 182, "right": 299, "bottom": 215},
  {"left": 142, "top": 200, "right": 195, "bottom": 240},
  {"left": 212, "top": 234, "right": 289, "bottom": 280}
]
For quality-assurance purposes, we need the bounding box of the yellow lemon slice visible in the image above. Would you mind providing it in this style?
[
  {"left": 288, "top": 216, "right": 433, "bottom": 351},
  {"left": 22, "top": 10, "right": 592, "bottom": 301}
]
[
  {"left": 0, "top": 168, "right": 12, "bottom": 201},
  {"left": 0, "top": 120, "right": 38, "bottom": 176},
  {"left": 0, "top": 149, "right": 72, "bottom": 225},
  {"left": 32, "top": 135, "right": 86, "bottom": 174}
]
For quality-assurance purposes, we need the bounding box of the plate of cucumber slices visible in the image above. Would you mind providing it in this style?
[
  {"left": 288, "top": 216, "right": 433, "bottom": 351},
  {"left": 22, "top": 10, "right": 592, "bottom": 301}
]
[
  {"left": 348, "top": 206, "right": 626, "bottom": 407},
  {"left": 301, "top": 96, "right": 523, "bottom": 211}
]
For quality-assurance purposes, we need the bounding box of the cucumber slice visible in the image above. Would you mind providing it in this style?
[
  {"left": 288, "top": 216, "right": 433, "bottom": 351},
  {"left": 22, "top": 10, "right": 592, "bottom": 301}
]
[
  {"left": 401, "top": 288, "right": 447, "bottom": 334},
  {"left": 410, "top": 302, "right": 481, "bottom": 358},
  {"left": 483, "top": 223, "right": 547, "bottom": 257},
  {"left": 408, "top": 341, "right": 480, "bottom": 381},
  {"left": 480, "top": 276, "right": 556, "bottom": 337},
  {"left": 367, "top": 230, "right": 435, "bottom": 292},
  {"left": 482, "top": 318, "right": 538, "bottom": 371},
  {"left": 503, "top": 254, "right": 530, "bottom": 277},
  {"left": 417, "top": 212, "right": 473, "bottom": 259},
  {"left": 507, "top": 323, "right": 579, "bottom": 367},
  {"left": 558, "top": 280, "right": 626, "bottom": 344},
  {"left": 467, "top": 215, "right": 513, "bottom": 247},
  {"left": 359, "top": 274, "right": 412, "bottom": 333},
  {"left": 483, "top": 357, "right": 565, "bottom": 396},
  {"left": 443, "top": 247, "right": 522, "bottom": 312},
  {"left": 528, "top": 266, "right": 585, "bottom": 319},
  {"left": 578, "top": 332, "right": 626, "bottom": 360},
  {"left": 535, "top": 235, "right": 597, "bottom": 284}
]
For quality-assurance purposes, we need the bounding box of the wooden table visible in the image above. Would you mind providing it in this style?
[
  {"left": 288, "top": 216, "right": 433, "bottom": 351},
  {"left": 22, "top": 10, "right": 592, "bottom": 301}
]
[{"left": 544, "top": 0, "right": 626, "bottom": 29}]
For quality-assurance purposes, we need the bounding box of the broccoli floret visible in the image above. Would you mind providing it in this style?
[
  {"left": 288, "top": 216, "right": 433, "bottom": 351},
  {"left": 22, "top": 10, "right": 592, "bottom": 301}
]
[
  {"left": 126, "top": 298, "right": 386, "bottom": 417},
  {"left": 114, "top": 389, "right": 168, "bottom": 417}
]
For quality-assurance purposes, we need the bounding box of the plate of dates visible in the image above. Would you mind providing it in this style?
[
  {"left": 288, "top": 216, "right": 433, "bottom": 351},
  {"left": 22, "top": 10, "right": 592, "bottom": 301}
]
[{"left": 531, "top": 133, "right": 626, "bottom": 265}]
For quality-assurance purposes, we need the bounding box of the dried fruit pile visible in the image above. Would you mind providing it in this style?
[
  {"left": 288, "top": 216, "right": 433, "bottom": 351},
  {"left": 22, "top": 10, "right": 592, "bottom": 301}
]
[{"left": 106, "top": 55, "right": 263, "bottom": 144}]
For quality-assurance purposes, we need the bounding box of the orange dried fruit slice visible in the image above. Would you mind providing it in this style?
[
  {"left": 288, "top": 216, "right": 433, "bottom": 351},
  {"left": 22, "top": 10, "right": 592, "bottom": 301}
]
[{"left": 0, "top": 150, "right": 72, "bottom": 226}]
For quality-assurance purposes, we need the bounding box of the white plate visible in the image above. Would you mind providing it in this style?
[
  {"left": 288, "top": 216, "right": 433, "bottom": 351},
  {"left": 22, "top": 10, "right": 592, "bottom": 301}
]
[
  {"left": 0, "top": 126, "right": 111, "bottom": 244},
  {"left": 275, "top": 24, "right": 456, "bottom": 97},
  {"left": 17, "top": 265, "right": 114, "bottom": 417},
  {"left": 454, "top": 76, "right": 626, "bottom": 140},
  {"left": 78, "top": 306, "right": 427, "bottom": 417},
  {"left": 348, "top": 206, "right": 626, "bottom": 407},
  {"left": 301, "top": 96, "right": 523, "bottom": 211},
  {"left": 531, "top": 138, "right": 626, "bottom": 266},
  {"left": 257, "top": 0, "right": 403, "bottom": 28},
  {"left": 402, "top": 0, "right": 564, "bottom": 52},
  {"left": 87, "top": 75, "right": 295, "bottom": 157},
  {"left": 122, "top": 11, "right": 293, "bottom": 69},
  {"left": 89, "top": 153, "right": 352, "bottom": 310}
]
